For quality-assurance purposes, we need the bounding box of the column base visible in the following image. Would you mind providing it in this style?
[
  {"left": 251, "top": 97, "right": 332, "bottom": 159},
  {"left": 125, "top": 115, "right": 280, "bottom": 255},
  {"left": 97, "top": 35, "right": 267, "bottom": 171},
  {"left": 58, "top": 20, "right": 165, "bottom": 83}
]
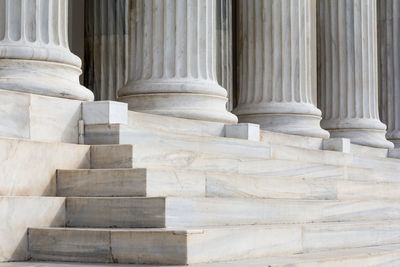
[
  {"left": 118, "top": 79, "right": 237, "bottom": 124},
  {"left": 118, "top": 93, "right": 238, "bottom": 124},
  {"left": 234, "top": 102, "right": 329, "bottom": 138},
  {"left": 0, "top": 59, "right": 94, "bottom": 101},
  {"left": 321, "top": 119, "right": 394, "bottom": 149}
]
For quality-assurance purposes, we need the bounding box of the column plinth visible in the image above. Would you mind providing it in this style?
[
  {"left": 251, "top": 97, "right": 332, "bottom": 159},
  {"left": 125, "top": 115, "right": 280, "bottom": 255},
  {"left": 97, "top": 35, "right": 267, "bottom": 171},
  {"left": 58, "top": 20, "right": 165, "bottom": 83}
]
[
  {"left": 0, "top": 0, "right": 93, "bottom": 101},
  {"left": 378, "top": 0, "right": 400, "bottom": 147},
  {"left": 318, "top": 0, "right": 393, "bottom": 148},
  {"left": 234, "top": 0, "right": 329, "bottom": 138},
  {"left": 118, "top": 0, "right": 237, "bottom": 123}
]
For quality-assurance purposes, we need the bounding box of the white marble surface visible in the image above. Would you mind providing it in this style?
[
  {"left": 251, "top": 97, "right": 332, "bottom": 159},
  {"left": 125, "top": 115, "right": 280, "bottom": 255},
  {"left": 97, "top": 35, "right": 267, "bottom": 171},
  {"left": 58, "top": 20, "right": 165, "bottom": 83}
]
[
  {"left": 0, "top": 90, "right": 83, "bottom": 143},
  {"left": 225, "top": 123, "right": 260, "bottom": 141},
  {"left": 118, "top": 0, "right": 236, "bottom": 123},
  {"left": 322, "top": 138, "right": 351, "bottom": 153},
  {"left": 235, "top": 0, "right": 328, "bottom": 138},
  {"left": 82, "top": 101, "right": 128, "bottom": 125},
  {"left": 63, "top": 196, "right": 400, "bottom": 228},
  {"left": 85, "top": 124, "right": 271, "bottom": 158},
  {"left": 128, "top": 110, "right": 226, "bottom": 137},
  {"left": 317, "top": 0, "right": 393, "bottom": 148},
  {"left": 0, "top": 197, "right": 65, "bottom": 261},
  {"left": 0, "top": 137, "right": 90, "bottom": 196},
  {"left": 4, "top": 244, "right": 400, "bottom": 266}
]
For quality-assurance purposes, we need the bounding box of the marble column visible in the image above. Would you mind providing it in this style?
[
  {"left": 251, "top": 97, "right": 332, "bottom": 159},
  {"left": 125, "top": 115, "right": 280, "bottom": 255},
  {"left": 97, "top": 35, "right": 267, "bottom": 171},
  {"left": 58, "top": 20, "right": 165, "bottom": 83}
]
[
  {"left": 234, "top": 0, "right": 328, "bottom": 138},
  {"left": 378, "top": 0, "right": 400, "bottom": 147},
  {"left": 216, "top": 0, "right": 234, "bottom": 111},
  {"left": 0, "top": 0, "right": 93, "bottom": 101},
  {"left": 118, "top": 0, "right": 237, "bottom": 123},
  {"left": 318, "top": 0, "right": 393, "bottom": 148},
  {"left": 84, "top": 0, "right": 129, "bottom": 101}
]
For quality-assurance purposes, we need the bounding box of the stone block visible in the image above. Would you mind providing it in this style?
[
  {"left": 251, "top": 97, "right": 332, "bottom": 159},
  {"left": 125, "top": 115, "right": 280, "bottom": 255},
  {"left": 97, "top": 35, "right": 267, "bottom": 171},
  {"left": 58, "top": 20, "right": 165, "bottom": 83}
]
[
  {"left": 0, "top": 137, "right": 90, "bottom": 196},
  {"left": 225, "top": 123, "right": 260, "bottom": 141},
  {"left": 82, "top": 101, "right": 128, "bottom": 125},
  {"left": 0, "top": 197, "right": 65, "bottom": 262},
  {"left": 0, "top": 89, "right": 82, "bottom": 143},
  {"left": 322, "top": 138, "right": 351, "bottom": 153}
]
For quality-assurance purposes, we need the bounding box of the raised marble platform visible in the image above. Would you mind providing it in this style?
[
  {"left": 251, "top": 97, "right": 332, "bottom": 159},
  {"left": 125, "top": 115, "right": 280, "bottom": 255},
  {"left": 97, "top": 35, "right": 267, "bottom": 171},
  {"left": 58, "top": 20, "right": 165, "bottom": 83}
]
[{"left": 0, "top": 90, "right": 83, "bottom": 144}]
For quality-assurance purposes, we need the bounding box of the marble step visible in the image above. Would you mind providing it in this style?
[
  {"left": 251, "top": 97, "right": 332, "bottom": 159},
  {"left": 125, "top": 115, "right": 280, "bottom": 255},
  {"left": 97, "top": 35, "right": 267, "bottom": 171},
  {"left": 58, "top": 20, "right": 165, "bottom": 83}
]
[
  {"left": 269, "top": 143, "right": 400, "bottom": 171},
  {"left": 85, "top": 124, "right": 271, "bottom": 158},
  {"left": 28, "top": 220, "right": 400, "bottom": 265},
  {"left": 57, "top": 168, "right": 400, "bottom": 200},
  {"left": 11, "top": 244, "right": 400, "bottom": 267},
  {"left": 65, "top": 197, "right": 400, "bottom": 228},
  {"left": 127, "top": 110, "right": 226, "bottom": 137},
  {"left": 90, "top": 144, "right": 400, "bottom": 177}
]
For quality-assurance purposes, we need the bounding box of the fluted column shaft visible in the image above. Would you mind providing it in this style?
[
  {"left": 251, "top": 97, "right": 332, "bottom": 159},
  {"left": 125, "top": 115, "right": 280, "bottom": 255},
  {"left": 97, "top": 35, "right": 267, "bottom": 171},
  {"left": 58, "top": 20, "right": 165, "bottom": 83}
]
[
  {"left": 84, "top": 0, "right": 129, "bottom": 101},
  {"left": 118, "top": 0, "right": 237, "bottom": 123},
  {"left": 216, "top": 0, "right": 233, "bottom": 111},
  {"left": 234, "top": 0, "right": 328, "bottom": 138},
  {"left": 378, "top": 0, "right": 400, "bottom": 147},
  {"left": 0, "top": 0, "right": 93, "bottom": 100},
  {"left": 318, "top": 0, "right": 392, "bottom": 148}
]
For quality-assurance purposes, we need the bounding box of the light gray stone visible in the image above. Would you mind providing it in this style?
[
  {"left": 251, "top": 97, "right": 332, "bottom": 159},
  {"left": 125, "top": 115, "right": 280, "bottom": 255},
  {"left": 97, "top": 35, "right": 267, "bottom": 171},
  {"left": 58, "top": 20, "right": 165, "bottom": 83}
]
[
  {"left": 224, "top": 123, "right": 260, "bottom": 141},
  {"left": 378, "top": 0, "right": 400, "bottom": 148},
  {"left": 322, "top": 138, "right": 351, "bottom": 153},
  {"left": 57, "top": 168, "right": 205, "bottom": 198},
  {"left": 82, "top": 101, "right": 128, "bottom": 125},
  {"left": 64, "top": 197, "right": 400, "bottom": 228}
]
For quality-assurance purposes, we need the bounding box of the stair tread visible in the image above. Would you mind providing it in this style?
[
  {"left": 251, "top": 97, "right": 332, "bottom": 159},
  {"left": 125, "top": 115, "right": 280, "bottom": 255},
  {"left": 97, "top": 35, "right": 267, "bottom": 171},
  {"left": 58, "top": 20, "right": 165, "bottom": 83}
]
[{"left": 10, "top": 244, "right": 400, "bottom": 266}]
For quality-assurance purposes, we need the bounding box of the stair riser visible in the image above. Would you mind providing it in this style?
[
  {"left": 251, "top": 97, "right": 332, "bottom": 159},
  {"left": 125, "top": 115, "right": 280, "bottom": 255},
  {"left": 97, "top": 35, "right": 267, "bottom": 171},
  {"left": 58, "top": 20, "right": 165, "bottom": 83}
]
[
  {"left": 57, "top": 168, "right": 400, "bottom": 200},
  {"left": 90, "top": 146, "right": 400, "bottom": 185},
  {"left": 66, "top": 198, "right": 400, "bottom": 228},
  {"left": 86, "top": 124, "right": 271, "bottom": 158},
  {"left": 29, "top": 222, "right": 400, "bottom": 265}
]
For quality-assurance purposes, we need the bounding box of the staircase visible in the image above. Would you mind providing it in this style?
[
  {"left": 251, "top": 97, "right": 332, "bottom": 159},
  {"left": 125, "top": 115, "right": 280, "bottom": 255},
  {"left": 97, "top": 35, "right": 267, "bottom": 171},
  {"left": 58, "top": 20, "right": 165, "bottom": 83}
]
[{"left": 26, "top": 110, "right": 400, "bottom": 266}]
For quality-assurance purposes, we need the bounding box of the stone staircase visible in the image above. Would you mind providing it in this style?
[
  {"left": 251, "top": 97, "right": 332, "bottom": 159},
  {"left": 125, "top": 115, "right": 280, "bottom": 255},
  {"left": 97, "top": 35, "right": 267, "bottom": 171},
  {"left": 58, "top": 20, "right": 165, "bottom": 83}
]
[{"left": 26, "top": 110, "right": 400, "bottom": 266}]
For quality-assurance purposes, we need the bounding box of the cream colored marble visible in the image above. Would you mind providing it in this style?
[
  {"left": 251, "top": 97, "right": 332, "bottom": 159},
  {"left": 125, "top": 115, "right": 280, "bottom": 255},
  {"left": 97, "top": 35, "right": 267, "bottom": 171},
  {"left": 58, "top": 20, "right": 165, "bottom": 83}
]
[
  {"left": 0, "top": 137, "right": 90, "bottom": 196},
  {"left": 235, "top": 0, "right": 328, "bottom": 138},
  {"left": 317, "top": 0, "right": 392, "bottom": 148},
  {"left": 118, "top": 0, "right": 236, "bottom": 123},
  {"left": 0, "top": 197, "right": 65, "bottom": 261},
  {"left": 0, "top": 0, "right": 93, "bottom": 100}
]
